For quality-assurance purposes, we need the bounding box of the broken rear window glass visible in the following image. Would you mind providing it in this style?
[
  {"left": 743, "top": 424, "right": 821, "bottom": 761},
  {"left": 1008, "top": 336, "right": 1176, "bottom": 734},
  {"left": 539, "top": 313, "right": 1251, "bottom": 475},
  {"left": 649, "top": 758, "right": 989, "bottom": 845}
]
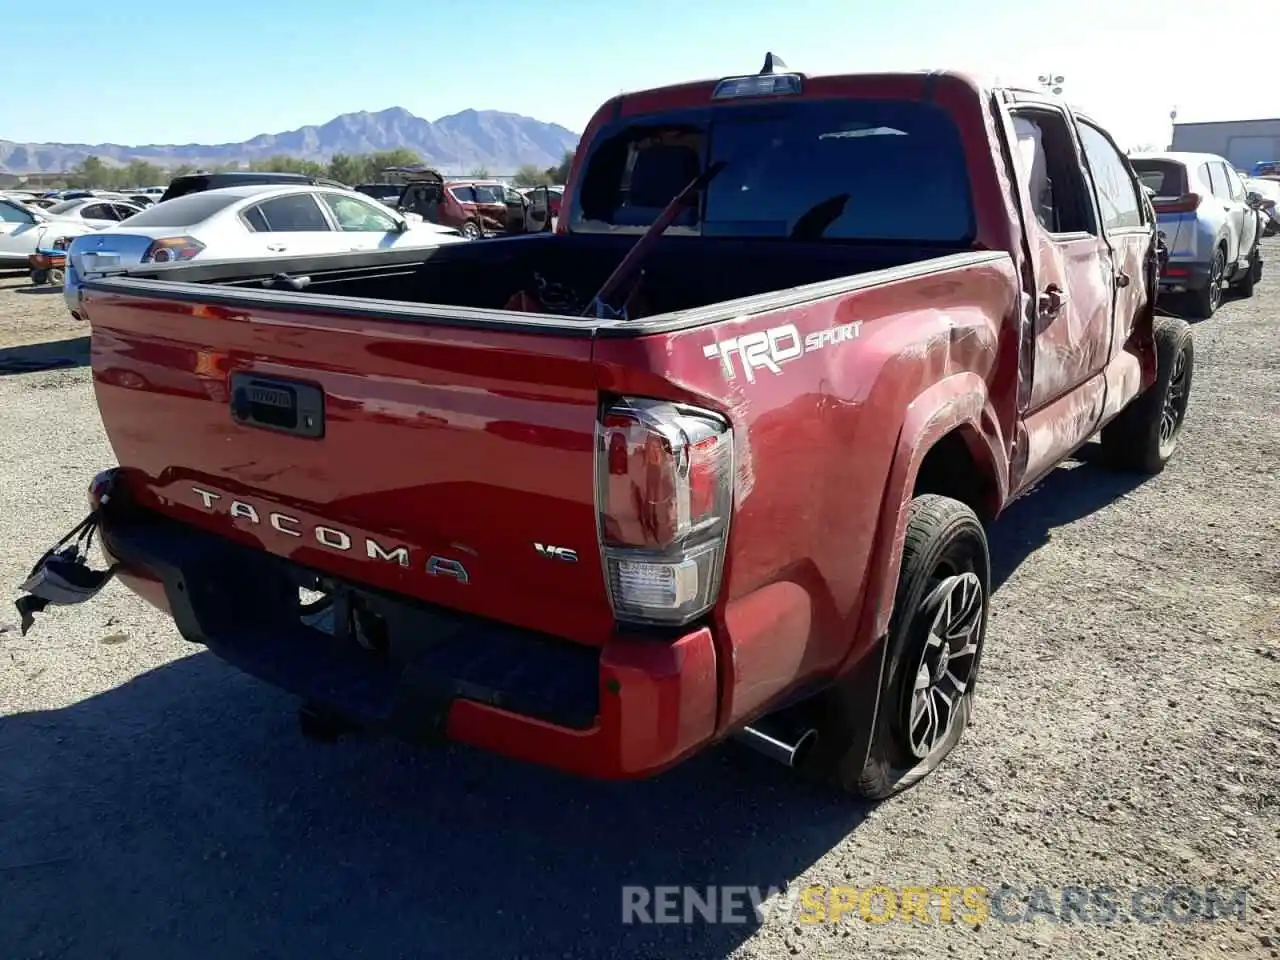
[{"left": 572, "top": 98, "right": 975, "bottom": 243}]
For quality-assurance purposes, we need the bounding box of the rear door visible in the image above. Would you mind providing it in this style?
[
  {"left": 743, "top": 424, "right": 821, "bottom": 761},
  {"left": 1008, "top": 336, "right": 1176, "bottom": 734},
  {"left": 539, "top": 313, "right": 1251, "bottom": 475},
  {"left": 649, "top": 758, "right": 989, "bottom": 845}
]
[
  {"left": 239, "top": 192, "right": 339, "bottom": 256},
  {"left": 1008, "top": 106, "right": 1113, "bottom": 411},
  {"left": 1075, "top": 119, "right": 1155, "bottom": 363}
]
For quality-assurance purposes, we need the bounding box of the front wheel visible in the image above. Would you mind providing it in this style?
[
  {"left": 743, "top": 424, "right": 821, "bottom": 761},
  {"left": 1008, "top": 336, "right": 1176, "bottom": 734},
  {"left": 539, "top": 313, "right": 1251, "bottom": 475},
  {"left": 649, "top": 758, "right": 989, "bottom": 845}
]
[
  {"left": 816, "top": 495, "right": 991, "bottom": 800},
  {"left": 1233, "top": 247, "right": 1259, "bottom": 298},
  {"left": 460, "top": 220, "right": 482, "bottom": 240},
  {"left": 1099, "top": 315, "right": 1194, "bottom": 474}
]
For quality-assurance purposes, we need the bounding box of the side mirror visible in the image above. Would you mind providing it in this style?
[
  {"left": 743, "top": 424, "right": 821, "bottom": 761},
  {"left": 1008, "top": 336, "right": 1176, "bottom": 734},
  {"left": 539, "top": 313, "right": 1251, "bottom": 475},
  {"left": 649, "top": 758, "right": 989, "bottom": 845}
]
[
  {"left": 396, "top": 217, "right": 411, "bottom": 233},
  {"left": 1246, "top": 191, "right": 1262, "bottom": 208}
]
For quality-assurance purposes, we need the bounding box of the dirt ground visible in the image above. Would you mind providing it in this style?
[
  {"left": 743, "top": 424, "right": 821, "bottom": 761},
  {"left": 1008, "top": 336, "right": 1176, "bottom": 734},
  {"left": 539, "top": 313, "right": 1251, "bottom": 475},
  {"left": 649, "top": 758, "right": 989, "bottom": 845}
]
[{"left": 0, "top": 251, "right": 1277, "bottom": 960}]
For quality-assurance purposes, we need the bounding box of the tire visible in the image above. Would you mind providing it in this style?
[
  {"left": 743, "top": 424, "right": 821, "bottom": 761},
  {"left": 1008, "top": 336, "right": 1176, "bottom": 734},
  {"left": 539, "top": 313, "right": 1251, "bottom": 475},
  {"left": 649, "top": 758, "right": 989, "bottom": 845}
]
[
  {"left": 1188, "top": 246, "right": 1225, "bottom": 319},
  {"left": 30, "top": 269, "right": 48, "bottom": 285},
  {"left": 1099, "top": 315, "right": 1194, "bottom": 474},
  {"left": 1232, "top": 247, "right": 1258, "bottom": 299},
  {"left": 48, "top": 267, "right": 65, "bottom": 287},
  {"left": 818, "top": 495, "right": 991, "bottom": 800},
  {"left": 460, "top": 220, "right": 482, "bottom": 240}
]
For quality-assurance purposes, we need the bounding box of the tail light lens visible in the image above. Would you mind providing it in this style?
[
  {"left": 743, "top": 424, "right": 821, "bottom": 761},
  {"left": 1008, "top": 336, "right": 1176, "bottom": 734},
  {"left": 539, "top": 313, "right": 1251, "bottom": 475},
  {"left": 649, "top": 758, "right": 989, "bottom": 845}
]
[
  {"left": 1152, "top": 192, "right": 1201, "bottom": 215},
  {"left": 141, "top": 236, "right": 205, "bottom": 264},
  {"left": 596, "top": 397, "right": 733, "bottom": 626}
]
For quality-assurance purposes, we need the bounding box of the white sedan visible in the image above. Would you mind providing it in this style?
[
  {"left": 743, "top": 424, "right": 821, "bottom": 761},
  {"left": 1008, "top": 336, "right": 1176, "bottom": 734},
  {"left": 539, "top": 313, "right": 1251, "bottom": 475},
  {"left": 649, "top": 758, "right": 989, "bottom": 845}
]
[
  {"left": 0, "top": 196, "right": 142, "bottom": 270},
  {"left": 62, "top": 184, "right": 469, "bottom": 317}
]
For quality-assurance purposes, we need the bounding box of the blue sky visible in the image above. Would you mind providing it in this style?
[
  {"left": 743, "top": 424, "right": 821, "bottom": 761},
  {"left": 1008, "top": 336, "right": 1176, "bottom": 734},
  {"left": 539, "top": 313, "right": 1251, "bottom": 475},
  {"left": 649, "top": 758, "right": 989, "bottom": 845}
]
[{"left": 8, "top": 0, "right": 1269, "bottom": 151}]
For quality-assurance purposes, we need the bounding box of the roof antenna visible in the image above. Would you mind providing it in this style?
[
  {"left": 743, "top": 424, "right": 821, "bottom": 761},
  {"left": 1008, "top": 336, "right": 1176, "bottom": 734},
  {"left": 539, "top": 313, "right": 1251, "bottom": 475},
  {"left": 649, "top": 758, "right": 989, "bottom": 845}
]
[{"left": 760, "top": 52, "right": 789, "bottom": 74}]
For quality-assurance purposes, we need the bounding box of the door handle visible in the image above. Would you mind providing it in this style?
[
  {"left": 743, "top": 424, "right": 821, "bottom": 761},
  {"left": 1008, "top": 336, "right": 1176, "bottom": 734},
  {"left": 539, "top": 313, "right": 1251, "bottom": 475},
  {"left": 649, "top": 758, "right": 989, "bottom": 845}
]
[
  {"left": 1038, "top": 284, "right": 1069, "bottom": 318},
  {"left": 266, "top": 243, "right": 287, "bottom": 252}
]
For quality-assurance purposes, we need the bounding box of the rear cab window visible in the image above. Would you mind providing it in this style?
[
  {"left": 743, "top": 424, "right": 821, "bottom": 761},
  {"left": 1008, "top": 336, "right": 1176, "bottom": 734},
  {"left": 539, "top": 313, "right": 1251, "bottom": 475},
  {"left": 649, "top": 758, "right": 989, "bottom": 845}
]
[{"left": 571, "top": 98, "right": 975, "bottom": 243}]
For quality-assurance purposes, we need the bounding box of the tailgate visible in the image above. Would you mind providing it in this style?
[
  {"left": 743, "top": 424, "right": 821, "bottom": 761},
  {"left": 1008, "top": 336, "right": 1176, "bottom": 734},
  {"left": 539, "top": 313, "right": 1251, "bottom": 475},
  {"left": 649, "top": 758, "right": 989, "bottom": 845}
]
[
  {"left": 1154, "top": 212, "right": 1192, "bottom": 262},
  {"left": 85, "top": 289, "right": 614, "bottom": 645}
]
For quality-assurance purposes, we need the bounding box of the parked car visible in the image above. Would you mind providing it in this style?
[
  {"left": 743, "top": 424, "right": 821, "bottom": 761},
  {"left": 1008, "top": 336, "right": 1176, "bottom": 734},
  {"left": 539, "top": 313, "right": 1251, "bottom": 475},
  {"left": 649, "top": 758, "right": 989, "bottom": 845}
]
[
  {"left": 0, "top": 196, "right": 128, "bottom": 273},
  {"left": 62, "top": 184, "right": 468, "bottom": 319},
  {"left": 1129, "top": 151, "right": 1263, "bottom": 317},
  {"left": 42, "top": 196, "right": 146, "bottom": 227},
  {"left": 158, "top": 170, "right": 348, "bottom": 204},
  {"left": 1245, "top": 177, "right": 1280, "bottom": 236},
  {"left": 23, "top": 63, "right": 1188, "bottom": 801},
  {"left": 388, "top": 169, "right": 547, "bottom": 238}
]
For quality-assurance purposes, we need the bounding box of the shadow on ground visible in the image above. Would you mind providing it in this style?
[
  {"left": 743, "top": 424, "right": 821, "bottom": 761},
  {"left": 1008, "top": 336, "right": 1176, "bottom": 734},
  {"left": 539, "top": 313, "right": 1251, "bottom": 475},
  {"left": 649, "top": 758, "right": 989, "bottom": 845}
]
[
  {"left": 0, "top": 336, "right": 89, "bottom": 375},
  {"left": 987, "top": 442, "right": 1149, "bottom": 590},
  {"left": 0, "top": 449, "right": 1150, "bottom": 960}
]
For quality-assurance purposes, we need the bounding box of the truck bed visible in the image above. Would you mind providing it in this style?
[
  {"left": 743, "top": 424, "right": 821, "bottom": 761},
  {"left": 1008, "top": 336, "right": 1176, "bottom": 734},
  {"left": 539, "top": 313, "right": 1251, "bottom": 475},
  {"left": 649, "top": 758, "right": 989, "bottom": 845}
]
[{"left": 86, "top": 233, "right": 977, "bottom": 325}]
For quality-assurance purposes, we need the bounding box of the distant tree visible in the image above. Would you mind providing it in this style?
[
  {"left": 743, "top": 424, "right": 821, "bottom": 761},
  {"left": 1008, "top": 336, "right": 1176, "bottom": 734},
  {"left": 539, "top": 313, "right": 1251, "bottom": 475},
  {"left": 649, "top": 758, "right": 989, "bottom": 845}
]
[
  {"left": 512, "top": 163, "right": 551, "bottom": 187},
  {"left": 326, "top": 152, "right": 369, "bottom": 185},
  {"left": 123, "top": 159, "right": 164, "bottom": 188},
  {"left": 67, "top": 155, "right": 110, "bottom": 189},
  {"left": 249, "top": 155, "right": 326, "bottom": 177},
  {"left": 367, "top": 148, "right": 425, "bottom": 176},
  {"left": 467, "top": 165, "right": 492, "bottom": 179},
  {"left": 544, "top": 149, "right": 574, "bottom": 185}
]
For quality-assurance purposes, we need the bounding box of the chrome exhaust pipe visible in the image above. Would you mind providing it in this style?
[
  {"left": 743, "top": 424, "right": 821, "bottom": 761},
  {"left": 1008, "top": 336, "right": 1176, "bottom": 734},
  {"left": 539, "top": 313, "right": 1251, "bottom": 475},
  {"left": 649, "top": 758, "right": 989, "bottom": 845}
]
[{"left": 733, "top": 723, "right": 819, "bottom": 769}]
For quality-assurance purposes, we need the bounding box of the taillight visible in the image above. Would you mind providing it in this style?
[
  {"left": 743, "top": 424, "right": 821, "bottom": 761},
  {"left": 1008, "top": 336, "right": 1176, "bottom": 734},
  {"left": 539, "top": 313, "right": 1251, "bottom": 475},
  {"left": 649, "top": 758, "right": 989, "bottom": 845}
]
[
  {"left": 596, "top": 397, "right": 733, "bottom": 626},
  {"left": 141, "top": 236, "right": 205, "bottom": 264},
  {"left": 1152, "top": 192, "right": 1201, "bottom": 215}
]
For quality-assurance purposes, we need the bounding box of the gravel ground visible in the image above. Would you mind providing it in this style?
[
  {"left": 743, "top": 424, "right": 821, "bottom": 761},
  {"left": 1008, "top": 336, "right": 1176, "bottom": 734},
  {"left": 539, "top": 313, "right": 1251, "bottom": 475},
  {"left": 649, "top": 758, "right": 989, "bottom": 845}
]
[{"left": 0, "top": 250, "right": 1278, "bottom": 960}]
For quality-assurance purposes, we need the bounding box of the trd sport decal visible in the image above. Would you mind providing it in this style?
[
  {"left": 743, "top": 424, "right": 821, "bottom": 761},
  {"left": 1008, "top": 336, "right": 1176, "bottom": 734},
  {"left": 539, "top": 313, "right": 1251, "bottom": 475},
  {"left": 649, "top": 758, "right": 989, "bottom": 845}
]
[{"left": 703, "top": 321, "right": 862, "bottom": 382}]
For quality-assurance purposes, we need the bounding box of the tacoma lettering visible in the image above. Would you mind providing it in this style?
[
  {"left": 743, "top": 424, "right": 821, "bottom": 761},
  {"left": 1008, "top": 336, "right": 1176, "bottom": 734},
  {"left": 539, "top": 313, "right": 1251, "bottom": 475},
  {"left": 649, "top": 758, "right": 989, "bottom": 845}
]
[{"left": 189, "top": 485, "right": 445, "bottom": 576}]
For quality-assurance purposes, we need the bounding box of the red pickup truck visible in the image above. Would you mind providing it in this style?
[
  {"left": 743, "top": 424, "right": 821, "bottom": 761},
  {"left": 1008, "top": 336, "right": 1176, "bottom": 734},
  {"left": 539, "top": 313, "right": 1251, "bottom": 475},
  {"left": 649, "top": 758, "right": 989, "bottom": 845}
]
[{"left": 22, "top": 58, "right": 1192, "bottom": 799}]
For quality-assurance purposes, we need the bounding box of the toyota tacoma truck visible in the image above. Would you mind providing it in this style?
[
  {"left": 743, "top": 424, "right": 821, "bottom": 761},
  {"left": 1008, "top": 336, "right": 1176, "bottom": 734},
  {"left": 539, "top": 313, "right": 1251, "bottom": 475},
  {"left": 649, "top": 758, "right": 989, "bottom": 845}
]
[{"left": 19, "top": 57, "right": 1192, "bottom": 799}]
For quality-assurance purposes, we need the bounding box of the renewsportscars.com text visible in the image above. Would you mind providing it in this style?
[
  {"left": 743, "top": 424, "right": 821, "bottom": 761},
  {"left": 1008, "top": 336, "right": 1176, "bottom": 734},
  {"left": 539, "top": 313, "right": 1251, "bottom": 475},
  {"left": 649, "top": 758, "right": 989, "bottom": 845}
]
[{"left": 621, "top": 884, "right": 1249, "bottom": 926}]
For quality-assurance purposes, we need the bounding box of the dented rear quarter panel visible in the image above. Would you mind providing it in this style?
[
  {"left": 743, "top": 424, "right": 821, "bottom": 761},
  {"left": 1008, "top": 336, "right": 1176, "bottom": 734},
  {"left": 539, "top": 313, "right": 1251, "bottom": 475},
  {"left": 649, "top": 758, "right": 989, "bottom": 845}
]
[{"left": 592, "top": 252, "right": 1020, "bottom": 727}]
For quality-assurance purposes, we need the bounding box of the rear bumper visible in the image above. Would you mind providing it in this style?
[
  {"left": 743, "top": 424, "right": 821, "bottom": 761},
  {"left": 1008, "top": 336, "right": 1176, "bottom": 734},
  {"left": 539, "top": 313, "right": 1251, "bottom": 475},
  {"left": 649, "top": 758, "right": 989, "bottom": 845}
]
[
  {"left": 98, "top": 499, "right": 721, "bottom": 780},
  {"left": 1159, "top": 259, "right": 1211, "bottom": 293}
]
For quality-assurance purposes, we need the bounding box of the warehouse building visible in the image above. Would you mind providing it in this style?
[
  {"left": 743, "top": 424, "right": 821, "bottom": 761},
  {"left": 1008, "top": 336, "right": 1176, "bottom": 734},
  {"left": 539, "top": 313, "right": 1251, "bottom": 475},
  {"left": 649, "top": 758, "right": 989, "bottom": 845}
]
[{"left": 1170, "top": 118, "right": 1280, "bottom": 171}]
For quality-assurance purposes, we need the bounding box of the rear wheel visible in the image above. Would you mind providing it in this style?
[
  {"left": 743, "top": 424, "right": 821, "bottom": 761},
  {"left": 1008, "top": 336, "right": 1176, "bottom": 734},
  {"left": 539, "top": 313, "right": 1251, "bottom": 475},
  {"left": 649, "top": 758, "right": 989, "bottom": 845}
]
[
  {"left": 460, "top": 220, "right": 482, "bottom": 240},
  {"left": 814, "top": 495, "right": 990, "bottom": 800},
  {"left": 1099, "top": 315, "right": 1194, "bottom": 474},
  {"left": 30, "top": 269, "right": 48, "bottom": 285},
  {"left": 1188, "top": 247, "right": 1225, "bottom": 318}
]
